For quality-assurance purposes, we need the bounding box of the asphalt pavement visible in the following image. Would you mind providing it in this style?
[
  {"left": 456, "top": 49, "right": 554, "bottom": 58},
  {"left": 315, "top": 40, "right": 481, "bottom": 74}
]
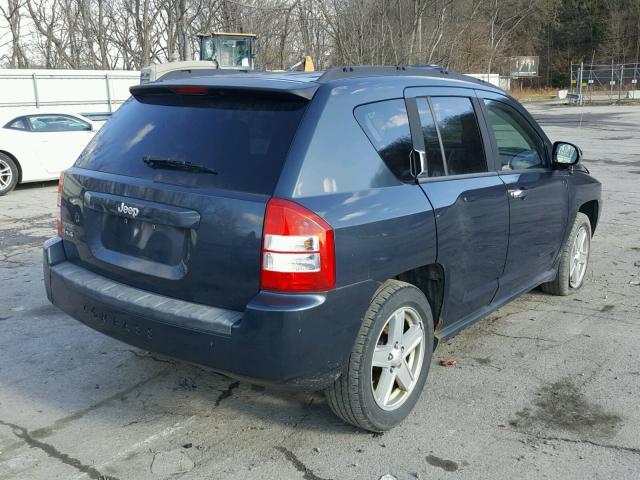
[{"left": 0, "top": 103, "right": 638, "bottom": 480}]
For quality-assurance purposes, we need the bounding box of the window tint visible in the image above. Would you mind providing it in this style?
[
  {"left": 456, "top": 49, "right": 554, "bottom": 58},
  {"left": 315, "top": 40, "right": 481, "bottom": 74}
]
[
  {"left": 354, "top": 99, "right": 413, "bottom": 182},
  {"left": 416, "top": 98, "right": 446, "bottom": 177},
  {"left": 28, "top": 115, "right": 90, "bottom": 132},
  {"left": 483, "top": 99, "right": 545, "bottom": 170},
  {"left": 75, "top": 95, "right": 307, "bottom": 195},
  {"left": 430, "top": 97, "right": 487, "bottom": 175},
  {"left": 5, "top": 117, "right": 28, "bottom": 130}
]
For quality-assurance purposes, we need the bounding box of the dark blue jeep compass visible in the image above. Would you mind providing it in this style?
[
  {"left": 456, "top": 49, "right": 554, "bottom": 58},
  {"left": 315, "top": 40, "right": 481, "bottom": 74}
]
[{"left": 44, "top": 66, "right": 601, "bottom": 431}]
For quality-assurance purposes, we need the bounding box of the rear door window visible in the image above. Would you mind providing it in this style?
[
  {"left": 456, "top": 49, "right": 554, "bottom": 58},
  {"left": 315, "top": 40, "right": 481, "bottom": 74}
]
[
  {"left": 415, "top": 98, "right": 446, "bottom": 177},
  {"left": 430, "top": 97, "right": 487, "bottom": 175},
  {"left": 75, "top": 95, "right": 307, "bottom": 194},
  {"left": 354, "top": 99, "right": 413, "bottom": 182}
]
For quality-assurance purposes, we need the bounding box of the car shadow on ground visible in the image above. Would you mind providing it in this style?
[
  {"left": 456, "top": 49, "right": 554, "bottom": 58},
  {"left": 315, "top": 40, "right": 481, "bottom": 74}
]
[{"left": 13, "top": 180, "right": 59, "bottom": 192}]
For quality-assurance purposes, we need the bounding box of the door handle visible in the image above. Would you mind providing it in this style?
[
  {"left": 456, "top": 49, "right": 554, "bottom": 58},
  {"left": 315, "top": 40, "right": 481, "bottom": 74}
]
[
  {"left": 508, "top": 188, "right": 527, "bottom": 200},
  {"left": 411, "top": 149, "right": 427, "bottom": 177}
]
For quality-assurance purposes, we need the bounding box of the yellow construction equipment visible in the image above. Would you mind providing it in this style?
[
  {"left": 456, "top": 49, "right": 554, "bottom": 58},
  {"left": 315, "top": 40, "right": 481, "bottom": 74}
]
[{"left": 140, "top": 32, "right": 314, "bottom": 84}]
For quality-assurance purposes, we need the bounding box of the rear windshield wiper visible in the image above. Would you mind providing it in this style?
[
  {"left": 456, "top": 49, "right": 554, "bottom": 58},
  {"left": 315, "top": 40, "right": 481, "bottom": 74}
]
[{"left": 143, "top": 156, "right": 217, "bottom": 175}]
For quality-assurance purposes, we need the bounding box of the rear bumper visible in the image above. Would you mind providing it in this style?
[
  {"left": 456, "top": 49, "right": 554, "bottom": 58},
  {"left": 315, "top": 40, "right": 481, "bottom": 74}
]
[{"left": 44, "top": 237, "right": 376, "bottom": 390}]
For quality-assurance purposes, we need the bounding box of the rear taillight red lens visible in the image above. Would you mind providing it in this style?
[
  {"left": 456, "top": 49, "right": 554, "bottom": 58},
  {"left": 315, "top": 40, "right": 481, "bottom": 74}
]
[
  {"left": 56, "top": 172, "right": 64, "bottom": 236},
  {"left": 261, "top": 198, "right": 335, "bottom": 292}
]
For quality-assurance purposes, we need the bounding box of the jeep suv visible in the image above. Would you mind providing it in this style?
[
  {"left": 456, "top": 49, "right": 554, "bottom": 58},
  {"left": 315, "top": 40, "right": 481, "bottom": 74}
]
[{"left": 44, "top": 66, "right": 601, "bottom": 432}]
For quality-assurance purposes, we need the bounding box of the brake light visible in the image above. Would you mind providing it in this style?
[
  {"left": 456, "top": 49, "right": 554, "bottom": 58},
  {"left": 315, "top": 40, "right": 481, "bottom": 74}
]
[
  {"left": 261, "top": 198, "right": 335, "bottom": 292},
  {"left": 172, "top": 86, "right": 208, "bottom": 95},
  {"left": 56, "top": 172, "right": 64, "bottom": 236}
]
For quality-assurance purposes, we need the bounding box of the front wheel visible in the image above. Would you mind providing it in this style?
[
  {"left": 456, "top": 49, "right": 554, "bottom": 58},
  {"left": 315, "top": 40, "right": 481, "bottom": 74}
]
[
  {"left": 325, "top": 280, "right": 434, "bottom": 432},
  {"left": 541, "top": 212, "right": 592, "bottom": 296}
]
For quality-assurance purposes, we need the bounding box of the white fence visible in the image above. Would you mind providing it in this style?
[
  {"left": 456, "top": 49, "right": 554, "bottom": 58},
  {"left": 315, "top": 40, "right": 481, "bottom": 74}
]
[
  {"left": 0, "top": 69, "right": 509, "bottom": 115},
  {"left": 0, "top": 69, "right": 140, "bottom": 114},
  {"left": 465, "top": 73, "right": 511, "bottom": 91}
]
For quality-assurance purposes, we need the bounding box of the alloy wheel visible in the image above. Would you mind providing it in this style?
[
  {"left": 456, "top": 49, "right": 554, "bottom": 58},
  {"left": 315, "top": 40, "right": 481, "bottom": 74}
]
[
  {"left": 371, "top": 306, "right": 425, "bottom": 411},
  {"left": 569, "top": 225, "right": 589, "bottom": 288}
]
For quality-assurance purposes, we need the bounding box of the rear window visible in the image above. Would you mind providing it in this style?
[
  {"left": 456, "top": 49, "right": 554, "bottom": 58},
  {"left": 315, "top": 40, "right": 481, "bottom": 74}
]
[
  {"left": 75, "top": 94, "right": 307, "bottom": 194},
  {"left": 354, "top": 99, "right": 413, "bottom": 182},
  {"left": 4, "top": 117, "right": 28, "bottom": 130}
]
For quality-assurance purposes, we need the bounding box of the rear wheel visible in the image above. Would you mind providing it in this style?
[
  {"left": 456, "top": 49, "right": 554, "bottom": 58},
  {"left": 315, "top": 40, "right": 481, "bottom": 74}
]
[
  {"left": 325, "top": 280, "right": 434, "bottom": 432},
  {"left": 541, "top": 212, "right": 591, "bottom": 295},
  {"left": 0, "top": 153, "right": 18, "bottom": 196}
]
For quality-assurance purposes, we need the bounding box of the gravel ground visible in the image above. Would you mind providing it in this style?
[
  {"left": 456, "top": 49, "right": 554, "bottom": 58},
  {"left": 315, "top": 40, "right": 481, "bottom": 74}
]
[{"left": 0, "top": 103, "right": 638, "bottom": 480}]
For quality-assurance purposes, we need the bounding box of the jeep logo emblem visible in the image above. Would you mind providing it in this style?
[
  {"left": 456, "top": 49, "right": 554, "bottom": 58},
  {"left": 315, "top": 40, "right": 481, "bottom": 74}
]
[{"left": 117, "top": 202, "right": 140, "bottom": 218}]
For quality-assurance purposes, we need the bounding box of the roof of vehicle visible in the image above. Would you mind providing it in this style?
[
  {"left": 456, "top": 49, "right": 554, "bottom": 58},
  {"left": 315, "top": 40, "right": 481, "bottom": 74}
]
[{"left": 132, "top": 65, "right": 505, "bottom": 100}]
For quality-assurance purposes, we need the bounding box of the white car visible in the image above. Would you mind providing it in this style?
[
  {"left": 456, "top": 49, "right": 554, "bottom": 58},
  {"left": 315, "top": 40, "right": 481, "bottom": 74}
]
[{"left": 0, "top": 111, "right": 97, "bottom": 196}]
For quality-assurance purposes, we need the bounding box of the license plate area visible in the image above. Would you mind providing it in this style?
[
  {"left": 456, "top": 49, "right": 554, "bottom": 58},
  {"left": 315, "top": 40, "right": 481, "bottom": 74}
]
[
  {"left": 81, "top": 191, "right": 200, "bottom": 279},
  {"left": 101, "top": 214, "right": 187, "bottom": 266}
]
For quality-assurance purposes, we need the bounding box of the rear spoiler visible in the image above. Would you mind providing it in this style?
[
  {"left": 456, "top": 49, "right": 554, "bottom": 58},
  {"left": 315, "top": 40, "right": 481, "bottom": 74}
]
[{"left": 130, "top": 77, "right": 318, "bottom": 101}]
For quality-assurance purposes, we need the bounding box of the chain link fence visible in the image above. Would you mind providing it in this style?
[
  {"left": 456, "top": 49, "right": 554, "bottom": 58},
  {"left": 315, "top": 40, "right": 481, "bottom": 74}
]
[{"left": 569, "top": 62, "right": 640, "bottom": 104}]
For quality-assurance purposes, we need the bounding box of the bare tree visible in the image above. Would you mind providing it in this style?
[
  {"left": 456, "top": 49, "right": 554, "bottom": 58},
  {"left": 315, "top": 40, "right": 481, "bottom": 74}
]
[
  {"left": 0, "top": 0, "right": 30, "bottom": 67},
  {"left": 3, "top": 0, "right": 638, "bottom": 89}
]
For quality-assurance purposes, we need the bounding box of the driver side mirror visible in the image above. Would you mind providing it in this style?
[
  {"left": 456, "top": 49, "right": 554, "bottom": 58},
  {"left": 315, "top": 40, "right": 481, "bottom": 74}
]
[{"left": 553, "top": 141, "right": 581, "bottom": 166}]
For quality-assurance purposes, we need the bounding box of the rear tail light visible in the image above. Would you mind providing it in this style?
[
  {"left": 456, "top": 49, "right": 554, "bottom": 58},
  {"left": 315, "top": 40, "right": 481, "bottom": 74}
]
[
  {"left": 56, "top": 172, "right": 64, "bottom": 236},
  {"left": 261, "top": 198, "right": 335, "bottom": 292},
  {"left": 172, "top": 86, "right": 208, "bottom": 95}
]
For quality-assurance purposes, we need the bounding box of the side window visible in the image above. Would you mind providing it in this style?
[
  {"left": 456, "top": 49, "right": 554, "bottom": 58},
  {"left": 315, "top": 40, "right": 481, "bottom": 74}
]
[
  {"left": 4, "top": 117, "right": 28, "bottom": 130},
  {"left": 483, "top": 99, "right": 545, "bottom": 170},
  {"left": 354, "top": 99, "right": 413, "bottom": 182},
  {"left": 415, "top": 98, "right": 446, "bottom": 177},
  {"left": 430, "top": 97, "right": 487, "bottom": 175},
  {"left": 27, "top": 115, "right": 91, "bottom": 132}
]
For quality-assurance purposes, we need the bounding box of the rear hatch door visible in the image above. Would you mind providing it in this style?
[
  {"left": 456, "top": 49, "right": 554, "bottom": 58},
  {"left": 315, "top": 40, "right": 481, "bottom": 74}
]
[{"left": 61, "top": 84, "right": 310, "bottom": 311}]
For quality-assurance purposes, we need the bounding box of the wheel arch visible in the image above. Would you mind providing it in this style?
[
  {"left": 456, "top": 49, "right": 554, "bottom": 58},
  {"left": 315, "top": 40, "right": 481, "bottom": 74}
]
[
  {"left": 579, "top": 200, "right": 599, "bottom": 235},
  {"left": 0, "top": 150, "right": 22, "bottom": 183},
  {"left": 393, "top": 263, "right": 445, "bottom": 332}
]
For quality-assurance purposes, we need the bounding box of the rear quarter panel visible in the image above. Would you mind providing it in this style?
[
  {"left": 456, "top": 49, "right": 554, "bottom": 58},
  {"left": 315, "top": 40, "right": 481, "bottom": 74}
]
[{"left": 276, "top": 78, "right": 438, "bottom": 289}]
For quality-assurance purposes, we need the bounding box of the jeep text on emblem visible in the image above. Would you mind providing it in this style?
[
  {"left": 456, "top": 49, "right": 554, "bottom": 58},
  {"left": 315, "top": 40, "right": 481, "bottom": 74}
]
[{"left": 117, "top": 202, "right": 140, "bottom": 218}]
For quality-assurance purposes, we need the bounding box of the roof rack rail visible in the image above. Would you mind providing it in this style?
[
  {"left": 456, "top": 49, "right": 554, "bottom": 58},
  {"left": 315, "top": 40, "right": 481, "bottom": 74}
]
[{"left": 317, "top": 65, "right": 449, "bottom": 83}]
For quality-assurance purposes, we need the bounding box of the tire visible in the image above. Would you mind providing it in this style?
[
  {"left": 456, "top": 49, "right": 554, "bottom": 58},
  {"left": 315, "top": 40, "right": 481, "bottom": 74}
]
[
  {"left": 325, "top": 280, "right": 434, "bottom": 432},
  {"left": 0, "top": 153, "right": 19, "bottom": 196},
  {"left": 541, "top": 212, "right": 591, "bottom": 296}
]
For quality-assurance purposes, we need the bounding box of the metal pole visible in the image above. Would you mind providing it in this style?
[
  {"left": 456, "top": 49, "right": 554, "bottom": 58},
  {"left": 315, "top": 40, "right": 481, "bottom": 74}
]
[
  {"left": 32, "top": 73, "right": 40, "bottom": 108},
  {"left": 578, "top": 62, "right": 583, "bottom": 105},
  {"left": 618, "top": 63, "right": 624, "bottom": 102},
  {"left": 105, "top": 73, "right": 113, "bottom": 113},
  {"left": 610, "top": 59, "right": 615, "bottom": 101},
  {"left": 618, "top": 64, "right": 624, "bottom": 103}
]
